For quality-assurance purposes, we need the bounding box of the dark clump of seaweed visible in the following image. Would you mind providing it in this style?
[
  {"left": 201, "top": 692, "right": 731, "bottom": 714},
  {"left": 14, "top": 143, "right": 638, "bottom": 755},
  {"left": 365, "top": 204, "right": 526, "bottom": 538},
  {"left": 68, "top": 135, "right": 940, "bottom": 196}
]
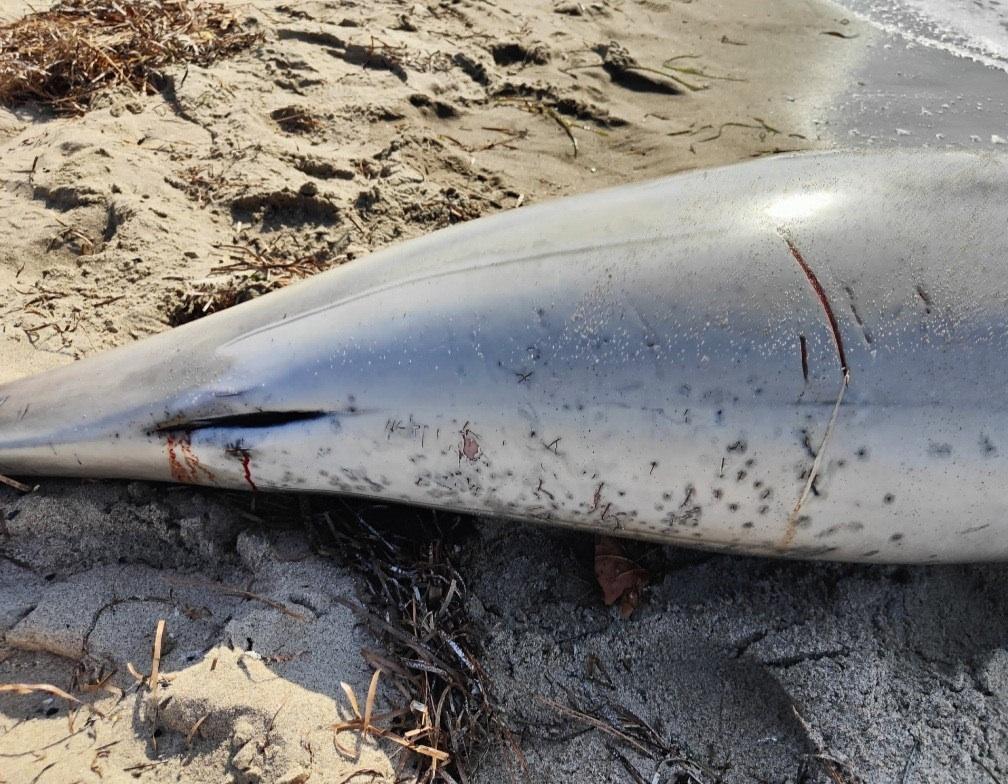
[
  {"left": 0, "top": 0, "right": 260, "bottom": 115},
  {"left": 164, "top": 231, "right": 352, "bottom": 325},
  {"left": 304, "top": 499, "right": 524, "bottom": 784},
  {"left": 163, "top": 273, "right": 281, "bottom": 326}
]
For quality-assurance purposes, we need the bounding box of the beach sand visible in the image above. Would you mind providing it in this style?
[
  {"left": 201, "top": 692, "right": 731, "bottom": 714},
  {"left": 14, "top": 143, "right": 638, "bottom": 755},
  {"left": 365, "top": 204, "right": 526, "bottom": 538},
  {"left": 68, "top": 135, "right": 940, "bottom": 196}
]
[{"left": 1, "top": 1, "right": 1006, "bottom": 782}]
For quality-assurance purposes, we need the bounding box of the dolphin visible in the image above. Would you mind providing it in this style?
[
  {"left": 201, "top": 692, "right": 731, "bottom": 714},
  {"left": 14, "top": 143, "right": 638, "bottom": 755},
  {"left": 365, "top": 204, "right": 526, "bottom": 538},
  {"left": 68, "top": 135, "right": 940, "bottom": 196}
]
[{"left": 1, "top": 149, "right": 1006, "bottom": 562}]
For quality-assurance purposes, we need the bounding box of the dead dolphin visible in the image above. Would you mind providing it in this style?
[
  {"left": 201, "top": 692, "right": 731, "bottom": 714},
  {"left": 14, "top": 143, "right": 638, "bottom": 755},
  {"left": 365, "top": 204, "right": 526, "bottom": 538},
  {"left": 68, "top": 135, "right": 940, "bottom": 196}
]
[{"left": 1, "top": 149, "right": 1007, "bottom": 562}]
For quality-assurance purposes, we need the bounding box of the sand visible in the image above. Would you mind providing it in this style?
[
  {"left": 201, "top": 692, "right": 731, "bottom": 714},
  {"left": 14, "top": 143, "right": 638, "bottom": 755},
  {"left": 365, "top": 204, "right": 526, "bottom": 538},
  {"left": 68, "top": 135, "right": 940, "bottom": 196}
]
[{"left": 0, "top": 0, "right": 1006, "bottom": 782}]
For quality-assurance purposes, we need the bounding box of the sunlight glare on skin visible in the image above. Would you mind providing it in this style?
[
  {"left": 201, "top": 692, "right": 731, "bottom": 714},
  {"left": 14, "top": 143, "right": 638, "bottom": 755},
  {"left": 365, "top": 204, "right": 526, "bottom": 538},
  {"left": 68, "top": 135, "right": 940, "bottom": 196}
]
[{"left": 764, "top": 191, "right": 834, "bottom": 223}]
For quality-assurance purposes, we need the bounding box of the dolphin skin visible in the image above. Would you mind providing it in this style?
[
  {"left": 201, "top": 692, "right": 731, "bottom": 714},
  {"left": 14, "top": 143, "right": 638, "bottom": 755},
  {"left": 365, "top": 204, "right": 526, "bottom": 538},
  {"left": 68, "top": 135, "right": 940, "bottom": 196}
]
[{"left": 1, "top": 150, "right": 1006, "bottom": 562}]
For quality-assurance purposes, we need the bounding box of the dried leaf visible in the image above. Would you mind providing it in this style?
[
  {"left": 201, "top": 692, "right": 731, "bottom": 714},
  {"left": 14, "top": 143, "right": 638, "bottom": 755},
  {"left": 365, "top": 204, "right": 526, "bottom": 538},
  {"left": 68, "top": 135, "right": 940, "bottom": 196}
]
[{"left": 594, "top": 536, "right": 648, "bottom": 618}]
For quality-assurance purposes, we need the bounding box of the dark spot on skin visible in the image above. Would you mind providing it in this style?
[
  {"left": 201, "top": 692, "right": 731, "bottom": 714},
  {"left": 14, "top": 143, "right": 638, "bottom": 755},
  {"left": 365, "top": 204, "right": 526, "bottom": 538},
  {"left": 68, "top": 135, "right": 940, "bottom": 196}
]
[
  {"left": 856, "top": 447, "right": 869, "bottom": 460},
  {"left": 742, "top": 521, "right": 754, "bottom": 529},
  {"left": 736, "top": 470, "right": 747, "bottom": 482},
  {"left": 727, "top": 440, "right": 747, "bottom": 453},
  {"left": 758, "top": 505, "right": 769, "bottom": 515},
  {"left": 728, "top": 503, "right": 739, "bottom": 512},
  {"left": 928, "top": 442, "right": 952, "bottom": 457},
  {"left": 796, "top": 515, "right": 812, "bottom": 529},
  {"left": 980, "top": 435, "right": 998, "bottom": 456},
  {"left": 890, "top": 533, "right": 904, "bottom": 542},
  {"left": 799, "top": 429, "right": 816, "bottom": 459},
  {"left": 759, "top": 488, "right": 772, "bottom": 500},
  {"left": 712, "top": 488, "right": 724, "bottom": 500},
  {"left": 861, "top": 550, "right": 880, "bottom": 558},
  {"left": 884, "top": 493, "right": 895, "bottom": 504},
  {"left": 915, "top": 285, "right": 932, "bottom": 313}
]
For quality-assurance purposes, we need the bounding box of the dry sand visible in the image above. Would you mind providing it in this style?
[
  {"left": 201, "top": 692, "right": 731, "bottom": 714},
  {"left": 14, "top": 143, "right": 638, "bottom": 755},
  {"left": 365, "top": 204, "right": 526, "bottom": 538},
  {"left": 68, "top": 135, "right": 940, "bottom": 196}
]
[{"left": 0, "top": 0, "right": 1006, "bottom": 782}]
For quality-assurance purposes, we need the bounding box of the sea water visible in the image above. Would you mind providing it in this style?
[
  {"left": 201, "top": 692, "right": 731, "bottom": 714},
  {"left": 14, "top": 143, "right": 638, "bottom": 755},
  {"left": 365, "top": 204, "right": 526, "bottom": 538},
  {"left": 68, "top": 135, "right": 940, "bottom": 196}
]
[{"left": 838, "top": 0, "right": 1008, "bottom": 71}]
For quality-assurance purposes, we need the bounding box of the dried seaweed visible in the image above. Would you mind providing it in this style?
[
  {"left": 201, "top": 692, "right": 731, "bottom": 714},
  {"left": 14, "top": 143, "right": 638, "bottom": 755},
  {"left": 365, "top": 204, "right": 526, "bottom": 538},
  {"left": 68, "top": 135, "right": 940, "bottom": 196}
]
[
  {"left": 304, "top": 501, "right": 522, "bottom": 783},
  {"left": 0, "top": 0, "right": 260, "bottom": 114}
]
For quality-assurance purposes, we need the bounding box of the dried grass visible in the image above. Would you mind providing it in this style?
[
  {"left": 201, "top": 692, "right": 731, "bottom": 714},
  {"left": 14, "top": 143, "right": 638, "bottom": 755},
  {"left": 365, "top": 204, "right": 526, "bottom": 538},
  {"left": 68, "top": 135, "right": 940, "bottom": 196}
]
[
  {"left": 0, "top": 682, "right": 81, "bottom": 704},
  {"left": 0, "top": 0, "right": 259, "bottom": 114},
  {"left": 148, "top": 618, "right": 166, "bottom": 692}
]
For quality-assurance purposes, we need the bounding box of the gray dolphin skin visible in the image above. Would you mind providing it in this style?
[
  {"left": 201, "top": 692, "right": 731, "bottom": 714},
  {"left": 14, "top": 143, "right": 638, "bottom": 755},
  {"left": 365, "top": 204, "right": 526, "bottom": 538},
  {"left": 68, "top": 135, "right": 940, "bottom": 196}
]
[{"left": 1, "top": 149, "right": 1006, "bottom": 562}]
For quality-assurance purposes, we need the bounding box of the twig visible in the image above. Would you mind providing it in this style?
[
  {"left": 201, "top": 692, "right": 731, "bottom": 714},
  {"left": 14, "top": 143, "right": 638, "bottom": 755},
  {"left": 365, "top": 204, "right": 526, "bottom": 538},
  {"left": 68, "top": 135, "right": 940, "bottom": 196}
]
[
  {"left": 545, "top": 107, "right": 578, "bottom": 157},
  {"left": 0, "top": 473, "right": 31, "bottom": 492},
  {"left": 535, "top": 695, "right": 652, "bottom": 756}
]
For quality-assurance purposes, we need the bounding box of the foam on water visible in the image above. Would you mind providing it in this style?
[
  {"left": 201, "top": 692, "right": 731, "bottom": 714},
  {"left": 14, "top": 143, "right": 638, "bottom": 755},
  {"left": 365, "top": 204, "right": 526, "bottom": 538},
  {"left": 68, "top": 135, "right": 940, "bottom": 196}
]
[{"left": 838, "top": 0, "right": 1008, "bottom": 71}]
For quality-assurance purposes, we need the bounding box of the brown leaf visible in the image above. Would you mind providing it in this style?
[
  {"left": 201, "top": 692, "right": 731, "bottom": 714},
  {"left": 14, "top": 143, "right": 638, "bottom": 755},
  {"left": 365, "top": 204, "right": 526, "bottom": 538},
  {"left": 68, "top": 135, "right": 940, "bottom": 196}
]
[{"left": 594, "top": 536, "right": 648, "bottom": 617}]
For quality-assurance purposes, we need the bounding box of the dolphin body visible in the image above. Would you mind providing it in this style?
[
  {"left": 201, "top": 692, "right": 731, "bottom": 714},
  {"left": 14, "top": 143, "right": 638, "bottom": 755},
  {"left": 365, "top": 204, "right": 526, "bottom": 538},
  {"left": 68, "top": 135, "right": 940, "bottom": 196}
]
[{"left": 1, "top": 150, "right": 1006, "bottom": 562}]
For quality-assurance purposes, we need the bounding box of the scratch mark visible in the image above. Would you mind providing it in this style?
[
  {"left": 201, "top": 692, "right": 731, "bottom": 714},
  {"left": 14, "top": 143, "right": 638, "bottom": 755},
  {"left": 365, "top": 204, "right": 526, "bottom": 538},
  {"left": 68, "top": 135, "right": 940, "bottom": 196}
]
[
  {"left": 680, "top": 484, "right": 695, "bottom": 509},
  {"left": 799, "top": 334, "right": 809, "bottom": 382},
  {"left": 779, "top": 376, "right": 848, "bottom": 550},
  {"left": 166, "top": 435, "right": 191, "bottom": 483},
  {"left": 534, "top": 478, "right": 555, "bottom": 500},
  {"left": 778, "top": 230, "right": 851, "bottom": 551},
  {"left": 843, "top": 284, "right": 873, "bottom": 345},
  {"left": 516, "top": 370, "right": 534, "bottom": 384},
  {"left": 781, "top": 231, "right": 849, "bottom": 378},
  {"left": 226, "top": 441, "right": 257, "bottom": 491},
  {"left": 179, "top": 437, "right": 215, "bottom": 482},
  {"left": 240, "top": 452, "right": 256, "bottom": 492},
  {"left": 915, "top": 285, "right": 932, "bottom": 314}
]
